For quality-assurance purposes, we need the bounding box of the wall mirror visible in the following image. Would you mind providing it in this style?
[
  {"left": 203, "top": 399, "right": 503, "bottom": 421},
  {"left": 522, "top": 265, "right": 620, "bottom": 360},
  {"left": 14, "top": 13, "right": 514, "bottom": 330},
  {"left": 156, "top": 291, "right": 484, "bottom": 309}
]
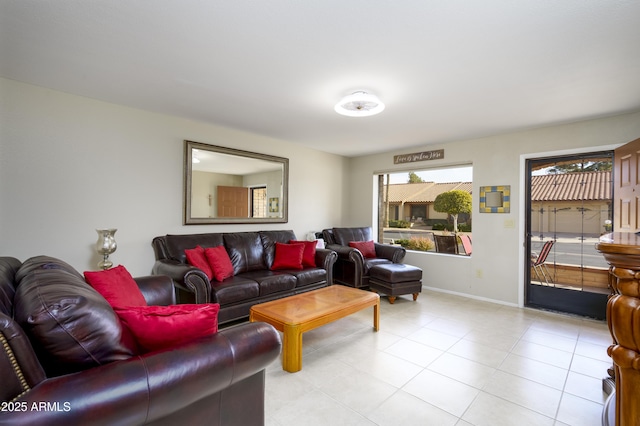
[{"left": 184, "top": 140, "right": 288, "bottom": 224}]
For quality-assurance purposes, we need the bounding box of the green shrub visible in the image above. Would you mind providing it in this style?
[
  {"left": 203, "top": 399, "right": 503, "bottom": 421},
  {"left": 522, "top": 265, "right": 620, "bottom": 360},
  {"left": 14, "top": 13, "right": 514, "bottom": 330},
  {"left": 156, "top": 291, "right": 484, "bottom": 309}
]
[
  {"left": 396, "top": 236, "right": 435, "bottom": 251},
  {"left": 389, "top": 220, "right": 411, "bottom": 228},
  {"left": 425, "top": 219, "right": 448, "bottom": 227},
  {"left": 432, "top": 223, "right": 453, "bottom": 231}
]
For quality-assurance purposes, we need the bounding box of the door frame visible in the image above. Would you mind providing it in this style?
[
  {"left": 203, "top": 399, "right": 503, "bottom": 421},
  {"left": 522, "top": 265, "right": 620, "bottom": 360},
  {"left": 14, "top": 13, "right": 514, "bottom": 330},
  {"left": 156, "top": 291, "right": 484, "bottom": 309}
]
[{"left": 518, "top": 144, "right": 621, "bottom": 308}]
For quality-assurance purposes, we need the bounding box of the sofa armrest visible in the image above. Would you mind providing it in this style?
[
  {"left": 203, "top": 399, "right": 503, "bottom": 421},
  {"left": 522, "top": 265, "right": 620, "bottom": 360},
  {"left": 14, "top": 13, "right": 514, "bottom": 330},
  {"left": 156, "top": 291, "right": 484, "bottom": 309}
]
[
  {"left": 326, "top": 244, "right": 364, "bottom": 264},
  {"left": 326, "top": 243, "right": 366, "bottom": 287},
  {"left": 152, "top": 259, "right": 210, "bottom": 304},
  {"left": 315, "top": 248, "right": 337, "bottom": 271},
  {"left": 134, "top": 274, "right": 176, "bottom": 306},
  {"left": 315, "top": 248, "right": 337, "bottom": 285},
  {"left": 1, "top": 322, "right": 281, "bottom": 426},
  {"left": 374, "top": 243, "right": 406, "bottom": 263}
]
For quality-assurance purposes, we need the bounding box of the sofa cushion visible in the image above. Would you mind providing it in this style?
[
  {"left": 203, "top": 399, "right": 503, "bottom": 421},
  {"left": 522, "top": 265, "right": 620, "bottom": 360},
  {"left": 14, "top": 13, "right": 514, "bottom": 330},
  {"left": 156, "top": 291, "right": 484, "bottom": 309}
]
[
  {"left": 84, "top": 265, "right": 148, "bottom": 309},
  {"left": 164, "top": 233, "right": 225, "bottom": 263},
  {"left": 363, "top": 257, "right": 392, "bottom": 274},
  {"left": 204, "top": 246, "right": 234, "bottom": 282},
  {"left": 14, "top": 265, "right": 134, "bottom": 377},
  {"left": 115, "top": 303, "right": 220, "bottom": 353},
  {"left": 271, "top": 242, "right": 304, "bottom": 270},
  {"left": 349, "top": 240, "right": 377, "bottom": 258},
  {"left": 239, "top": 270, "right": 297, "bottom": 296},
  {"left": 185, "top": 246, "right": 214, "bottom": 280},
  {"left": 290, "top": 240, "right": 317, "bottom": 268},
  {"left": 286, "top": 268, "right": 327, "bottom": 288},
  {"left": 210, "top": 276, "right": 260, "bottom": 306},
  {"left": 224, "top": 232, "right": 266, "bottom": 274},
  {"left": 15, "top": 255, "right": 83, "bottom": 284}
]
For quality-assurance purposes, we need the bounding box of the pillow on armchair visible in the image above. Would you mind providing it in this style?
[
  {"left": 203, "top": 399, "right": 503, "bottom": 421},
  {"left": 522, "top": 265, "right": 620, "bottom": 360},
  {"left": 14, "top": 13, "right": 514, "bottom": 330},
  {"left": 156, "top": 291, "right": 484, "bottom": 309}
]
[
  {"left": 349, "top": 240, "right": 377, "bottom": 258},
  {"left": 85, "top": 265, "right": 221, "bottom": 352},
  {"left": 115, "top": 303, "right": 220, "bottom": 353}
]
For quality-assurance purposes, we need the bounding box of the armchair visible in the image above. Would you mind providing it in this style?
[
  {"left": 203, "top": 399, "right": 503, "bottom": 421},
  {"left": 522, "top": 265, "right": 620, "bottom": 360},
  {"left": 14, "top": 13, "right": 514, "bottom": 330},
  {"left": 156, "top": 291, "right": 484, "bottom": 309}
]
[
  {"left": 323, "top": 227, "right": 406, "bottom": 288},
  {"left": 1, "top": 256, "right": 281, "bottom": 426}
]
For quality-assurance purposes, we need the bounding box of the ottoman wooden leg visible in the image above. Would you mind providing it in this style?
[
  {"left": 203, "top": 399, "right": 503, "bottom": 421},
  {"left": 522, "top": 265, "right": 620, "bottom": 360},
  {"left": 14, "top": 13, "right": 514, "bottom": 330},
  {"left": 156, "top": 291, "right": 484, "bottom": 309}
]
[
  {"left": 413, "top": 293, "right": 419, "bottom": 301},
  {"left": 388, "top": 296, "right": 396, "bottom": 304}
]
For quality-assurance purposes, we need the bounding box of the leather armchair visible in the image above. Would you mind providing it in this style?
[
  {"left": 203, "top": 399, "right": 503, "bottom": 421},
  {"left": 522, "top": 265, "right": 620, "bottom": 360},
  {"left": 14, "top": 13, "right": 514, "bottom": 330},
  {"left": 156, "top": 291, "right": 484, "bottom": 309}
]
[
  {"left": 1, "top": 256, "right": 281, "bottom": 426},
  {"left": 323, "top": 227, "right": 406, "bottom": 288}
]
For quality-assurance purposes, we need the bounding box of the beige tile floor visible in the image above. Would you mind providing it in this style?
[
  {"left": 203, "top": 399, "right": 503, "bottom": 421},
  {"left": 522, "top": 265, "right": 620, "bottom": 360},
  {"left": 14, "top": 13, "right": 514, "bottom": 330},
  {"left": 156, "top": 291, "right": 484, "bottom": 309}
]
[{"left": 264, "top": 288, "right": 612, "bottom": 426}]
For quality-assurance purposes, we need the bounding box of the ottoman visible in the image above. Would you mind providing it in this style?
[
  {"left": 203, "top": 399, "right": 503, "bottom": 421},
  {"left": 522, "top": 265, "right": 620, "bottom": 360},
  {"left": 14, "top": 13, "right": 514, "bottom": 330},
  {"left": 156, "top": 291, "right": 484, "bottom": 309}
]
[{"left": 368, "top": 263, "right": 423, "bottom": 304}]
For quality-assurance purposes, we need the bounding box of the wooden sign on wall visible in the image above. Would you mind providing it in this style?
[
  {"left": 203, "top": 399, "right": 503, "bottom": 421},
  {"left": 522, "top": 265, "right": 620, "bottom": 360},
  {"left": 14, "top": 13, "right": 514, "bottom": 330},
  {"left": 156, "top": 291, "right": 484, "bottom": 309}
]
[{"left": 393, "top": 149, "right": 444, "bottom": 164}]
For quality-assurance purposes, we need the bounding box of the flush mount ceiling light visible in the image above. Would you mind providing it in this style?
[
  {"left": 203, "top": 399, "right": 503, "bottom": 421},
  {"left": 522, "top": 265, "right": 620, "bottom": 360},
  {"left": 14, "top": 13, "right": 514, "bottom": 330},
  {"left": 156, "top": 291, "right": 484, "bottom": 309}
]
[{"left": 334, "top": 91, "right": 385, "bottom": 117}]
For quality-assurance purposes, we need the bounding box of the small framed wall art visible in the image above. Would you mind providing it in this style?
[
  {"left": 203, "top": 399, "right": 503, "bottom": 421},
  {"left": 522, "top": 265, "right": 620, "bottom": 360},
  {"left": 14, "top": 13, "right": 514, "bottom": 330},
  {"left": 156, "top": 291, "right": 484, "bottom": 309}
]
[
  {"left": 269, "top": 197, "right": 279, "bottom": 213},
  {"left": 479, "top": 185, "right": 510, "bottom": 213}
]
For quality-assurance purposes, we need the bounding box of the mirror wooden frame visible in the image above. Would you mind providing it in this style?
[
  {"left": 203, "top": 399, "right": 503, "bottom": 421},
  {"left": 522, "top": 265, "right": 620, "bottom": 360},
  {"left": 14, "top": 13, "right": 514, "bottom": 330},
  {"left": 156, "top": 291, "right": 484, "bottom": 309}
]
[{"left": 184, "top": 140, "right": 289, "bottom": 225}]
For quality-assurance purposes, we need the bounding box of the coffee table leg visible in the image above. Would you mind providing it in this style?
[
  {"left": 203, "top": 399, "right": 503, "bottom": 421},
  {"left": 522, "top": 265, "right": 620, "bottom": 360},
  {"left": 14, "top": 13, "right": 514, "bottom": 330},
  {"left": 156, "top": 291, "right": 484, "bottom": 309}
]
[
  {"left": 373, "top": 300, "right": 380, "bottom": 331},
  {"left": 282, "top": 323, "right": 303, "bottom": 373}
]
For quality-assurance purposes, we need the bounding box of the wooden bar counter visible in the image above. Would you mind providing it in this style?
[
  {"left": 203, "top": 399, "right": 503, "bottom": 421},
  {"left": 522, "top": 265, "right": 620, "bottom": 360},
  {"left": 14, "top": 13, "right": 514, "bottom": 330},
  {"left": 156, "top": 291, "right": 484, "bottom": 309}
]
[{"left": 595, "top": 232, "right": 640, "bottom": 426}]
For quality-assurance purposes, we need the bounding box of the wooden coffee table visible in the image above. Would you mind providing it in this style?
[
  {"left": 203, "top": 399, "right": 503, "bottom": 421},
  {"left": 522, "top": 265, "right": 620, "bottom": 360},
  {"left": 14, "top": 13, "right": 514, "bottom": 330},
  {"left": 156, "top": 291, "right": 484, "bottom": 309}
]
[{"left": 249, "top": 285, "right": 380, "bottom": 373}]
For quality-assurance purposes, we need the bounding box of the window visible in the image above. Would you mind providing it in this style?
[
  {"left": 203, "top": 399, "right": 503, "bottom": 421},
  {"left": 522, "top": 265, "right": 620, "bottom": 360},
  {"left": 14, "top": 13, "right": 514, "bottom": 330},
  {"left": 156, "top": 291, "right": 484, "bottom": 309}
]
[
  {"left": 378, "top": 166, "right": 473, "bottom": 255},
  {"left": 251, "top": 186, "right": 267, "bottom": 218}
]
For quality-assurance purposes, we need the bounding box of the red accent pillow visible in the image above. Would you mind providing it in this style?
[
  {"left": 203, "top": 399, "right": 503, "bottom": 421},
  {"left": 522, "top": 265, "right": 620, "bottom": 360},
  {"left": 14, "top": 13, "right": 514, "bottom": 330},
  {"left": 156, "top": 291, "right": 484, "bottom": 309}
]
[
  {"left": 185, "top": 246, "right": 213, "bottom": 280},
  {"left": 349, "top": 240, "right": 377, "bottom": 258},
  {"left": 289, "top": 240, "right": 317, "bottom": 268},
  {"left": 204, "top": 246, "right": 234, "bottom": 281},
  {"left": 115, "top": 303, "right": 220, "bottom": 353},
  {"left": 84, "top": 265, "right": 147, "bottom": 309},
  {"left": 271, "top": 242, "right": 304, "bottom": 270}
]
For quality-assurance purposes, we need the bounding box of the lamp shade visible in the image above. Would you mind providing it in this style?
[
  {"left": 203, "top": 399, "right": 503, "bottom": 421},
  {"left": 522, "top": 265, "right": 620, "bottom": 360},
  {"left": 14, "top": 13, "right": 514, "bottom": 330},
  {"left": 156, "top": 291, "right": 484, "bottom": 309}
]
[{"left": 334, "top": 91, "right": 385, "bottom": 117}]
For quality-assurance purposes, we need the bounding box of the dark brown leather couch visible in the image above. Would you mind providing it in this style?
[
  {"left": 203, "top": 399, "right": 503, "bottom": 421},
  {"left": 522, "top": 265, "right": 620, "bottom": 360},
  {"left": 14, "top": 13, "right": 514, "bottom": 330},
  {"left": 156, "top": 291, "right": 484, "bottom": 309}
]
[
  {"left": 0, "top": 256, "right": 281, "bottom": 426},
  {"left": 323, "top": 227, "right": 406, "bottom": 288},
  {"left": 152, "top": 230, "right": 337, "bottom": 325}
]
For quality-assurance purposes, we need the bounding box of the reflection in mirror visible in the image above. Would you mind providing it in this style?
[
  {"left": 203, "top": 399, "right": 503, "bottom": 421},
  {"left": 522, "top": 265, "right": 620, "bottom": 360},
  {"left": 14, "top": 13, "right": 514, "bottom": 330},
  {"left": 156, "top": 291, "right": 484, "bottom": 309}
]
[{"left": 184, "top": 140, "right": 288, "bottom": 224}]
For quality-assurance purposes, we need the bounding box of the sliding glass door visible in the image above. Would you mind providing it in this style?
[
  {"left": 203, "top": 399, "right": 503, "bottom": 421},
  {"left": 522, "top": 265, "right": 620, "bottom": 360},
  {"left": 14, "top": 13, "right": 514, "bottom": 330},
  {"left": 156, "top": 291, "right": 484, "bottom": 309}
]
[{"left": 525, "top": 151, "right": 613, "bottom": 319}]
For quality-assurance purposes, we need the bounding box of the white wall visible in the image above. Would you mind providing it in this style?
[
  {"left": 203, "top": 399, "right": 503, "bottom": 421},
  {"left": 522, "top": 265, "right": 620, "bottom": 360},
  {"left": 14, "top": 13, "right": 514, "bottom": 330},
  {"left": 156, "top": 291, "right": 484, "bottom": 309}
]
[
  {"left": 0, "top": 78, "right": 347, "bottom": 276},
  {"left": 346, "top": 111, "right": 640, "bottom": 306}
]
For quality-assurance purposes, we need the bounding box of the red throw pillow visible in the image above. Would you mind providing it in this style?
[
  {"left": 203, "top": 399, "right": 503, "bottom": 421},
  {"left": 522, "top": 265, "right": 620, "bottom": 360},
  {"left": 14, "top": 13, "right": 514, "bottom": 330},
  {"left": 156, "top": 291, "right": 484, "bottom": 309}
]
[
  {"left": 349, "top": 240, "right": 377, "bottom": 258},
  {"left": 84, "top": 265, "right": 147, "bottom": 309},
  {"left": 289, "top": 240, "right": 317, "bottom": 268},
  {"left": 204, "top": 246, "right": 234, "bottom": 281},
  {"left": 185, "top": 246, "right": 213, "bottom": 280},
  {"left": 271, "top": 242, "right": 304, "bottom": 270},
  {"left": 115, "top": 303, "right": 220, "bottom": 353}
]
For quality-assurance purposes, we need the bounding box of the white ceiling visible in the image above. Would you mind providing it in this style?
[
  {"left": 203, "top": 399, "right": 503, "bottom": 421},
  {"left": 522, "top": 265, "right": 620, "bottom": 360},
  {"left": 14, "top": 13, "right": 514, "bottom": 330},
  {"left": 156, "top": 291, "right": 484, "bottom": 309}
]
[{"left": 2, "top": 1, "right": 639, "bottom": 157}]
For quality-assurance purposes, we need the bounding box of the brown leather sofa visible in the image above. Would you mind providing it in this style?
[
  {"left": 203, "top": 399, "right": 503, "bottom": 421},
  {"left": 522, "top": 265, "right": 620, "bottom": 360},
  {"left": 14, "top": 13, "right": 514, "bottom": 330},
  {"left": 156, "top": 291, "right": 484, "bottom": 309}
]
[
  {"left": 323, "top": 227, "right": 406, "bottom": 288},
  {"left": 0, "top": 255, "right": 281, "bottom": 426},
  {"left": 152, "top": 230, "right": 337, "bottom": 325}
]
